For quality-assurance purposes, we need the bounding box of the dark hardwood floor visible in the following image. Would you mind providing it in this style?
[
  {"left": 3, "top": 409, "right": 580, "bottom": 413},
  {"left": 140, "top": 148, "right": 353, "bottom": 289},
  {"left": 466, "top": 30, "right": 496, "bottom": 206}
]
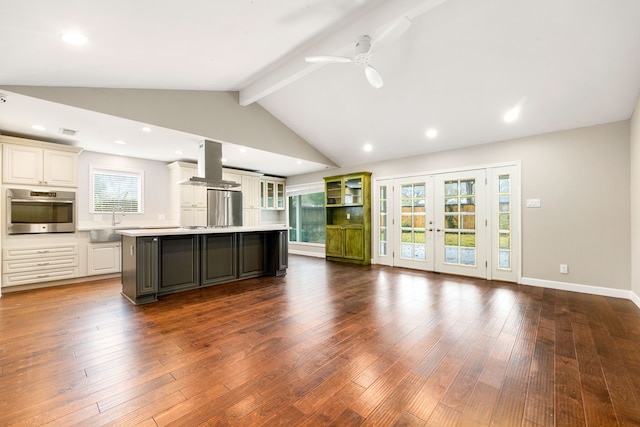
[{"left": 1, "top": 255, "right": 640, "bottom": 426}]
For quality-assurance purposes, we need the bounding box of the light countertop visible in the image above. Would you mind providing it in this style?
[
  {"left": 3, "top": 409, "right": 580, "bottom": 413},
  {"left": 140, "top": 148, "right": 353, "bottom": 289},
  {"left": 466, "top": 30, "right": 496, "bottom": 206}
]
[{"left": 116, "top": 224, "right": 289, "bottom": 237}]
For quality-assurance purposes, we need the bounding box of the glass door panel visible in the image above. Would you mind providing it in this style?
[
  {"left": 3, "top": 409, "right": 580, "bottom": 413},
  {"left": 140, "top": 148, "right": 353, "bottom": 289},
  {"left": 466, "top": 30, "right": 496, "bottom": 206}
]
[
  {"left": 491, "top": 166, "right": 519, "bottom": 282},
  {"left": 435, "top": 170, "right": 486, "bottom": 278},
  {"left": 344, "top": 177, "right": 363, "bottom": 205},
  {"left": 374, "top": 179, "right": 393, "bottom": 266},
  {"left": 325, "top": 179, "right": 342, "bottom": 206},
  {"left": 393, "top": 177, "right": 434, "bottom": 271}
]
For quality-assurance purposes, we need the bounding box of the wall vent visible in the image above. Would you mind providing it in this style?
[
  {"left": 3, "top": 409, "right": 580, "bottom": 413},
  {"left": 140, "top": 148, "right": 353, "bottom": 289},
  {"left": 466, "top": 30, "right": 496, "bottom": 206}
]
[{"left": 59, "top": 127, "right": 78, "bottom": 136}]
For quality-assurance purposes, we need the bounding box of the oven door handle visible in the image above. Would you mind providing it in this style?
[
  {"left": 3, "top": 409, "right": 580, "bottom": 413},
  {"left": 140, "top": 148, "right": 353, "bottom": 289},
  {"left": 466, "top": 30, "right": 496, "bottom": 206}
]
[{"left": 9, "top": 198, "right": 75, "bottom": 203}]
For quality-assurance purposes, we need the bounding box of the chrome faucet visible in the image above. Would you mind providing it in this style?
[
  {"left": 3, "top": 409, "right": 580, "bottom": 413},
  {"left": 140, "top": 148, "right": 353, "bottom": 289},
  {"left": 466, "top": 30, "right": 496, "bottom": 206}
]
[
  {"left": 111, "top": 191, "right": 128, "bottom": 226},
  {"left": 112, "top": 205, "right": 125, "bottom": 226}
]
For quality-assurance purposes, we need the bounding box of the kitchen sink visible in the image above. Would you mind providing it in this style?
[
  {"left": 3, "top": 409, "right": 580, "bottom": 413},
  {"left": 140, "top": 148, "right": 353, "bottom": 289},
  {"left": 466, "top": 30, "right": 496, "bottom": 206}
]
[{"left": 89, "top": 226, "right": 141, "bottom": 243}]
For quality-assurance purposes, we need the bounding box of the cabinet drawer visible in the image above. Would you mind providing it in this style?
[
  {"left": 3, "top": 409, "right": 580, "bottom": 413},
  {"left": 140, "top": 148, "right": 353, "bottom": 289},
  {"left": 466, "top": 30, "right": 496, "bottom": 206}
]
[
  {"left": 3, "top": 267, "right": 79, "bottom": 287},
  {"left": 4, "top": 244, "right": 78, "bottom": 259},
  {"left": 4, "top": 255, "right": 79, "bottom": 273}
]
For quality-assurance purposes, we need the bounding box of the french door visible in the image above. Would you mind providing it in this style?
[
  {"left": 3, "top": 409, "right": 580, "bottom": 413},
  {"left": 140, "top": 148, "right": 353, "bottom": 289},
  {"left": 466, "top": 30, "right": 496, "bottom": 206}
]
[{"left": 374, "top": 166, "right": 519, "bottom": 282}]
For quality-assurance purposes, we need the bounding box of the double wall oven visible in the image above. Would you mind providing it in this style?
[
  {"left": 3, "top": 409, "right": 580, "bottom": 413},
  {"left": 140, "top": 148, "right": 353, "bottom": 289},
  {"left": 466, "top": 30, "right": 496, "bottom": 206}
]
[{"left": 7, "top": 188, "right": 76, "bottom": 234}]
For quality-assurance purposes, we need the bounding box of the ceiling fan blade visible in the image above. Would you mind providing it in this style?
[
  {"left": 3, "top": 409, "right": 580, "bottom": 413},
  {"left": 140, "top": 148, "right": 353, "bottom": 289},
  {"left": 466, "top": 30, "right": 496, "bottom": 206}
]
[
  {"left": 365, "top": 66, "right": 383, "bottom": 89},
  {"left": 305, "top": 55, "right": 352, "bottom": 64},
  {"left": 371, "top": 16, "right": 411, "bottom": 52}
]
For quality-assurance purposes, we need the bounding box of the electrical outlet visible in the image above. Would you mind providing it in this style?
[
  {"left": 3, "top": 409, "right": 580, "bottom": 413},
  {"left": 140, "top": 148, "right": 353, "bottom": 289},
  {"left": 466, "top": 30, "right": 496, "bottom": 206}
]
[
  {"left": 346, "top": 213, "right": 350, "bottom": 220},
  {"left": 560, "top": 264, "right": 568, "bottom": 274}
]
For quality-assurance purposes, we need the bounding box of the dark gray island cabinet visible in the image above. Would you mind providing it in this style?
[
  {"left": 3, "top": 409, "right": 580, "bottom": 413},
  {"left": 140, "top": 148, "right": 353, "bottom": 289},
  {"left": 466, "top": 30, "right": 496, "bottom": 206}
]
[{"left": 119, "top": 226, "right": 288, "bottom": 305}]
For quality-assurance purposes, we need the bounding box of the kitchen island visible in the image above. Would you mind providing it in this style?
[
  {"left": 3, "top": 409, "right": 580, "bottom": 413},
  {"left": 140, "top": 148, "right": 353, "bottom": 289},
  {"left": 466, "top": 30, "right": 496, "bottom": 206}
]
[{"left": 118, "top": 225, "right": 288, "bottom": 304}]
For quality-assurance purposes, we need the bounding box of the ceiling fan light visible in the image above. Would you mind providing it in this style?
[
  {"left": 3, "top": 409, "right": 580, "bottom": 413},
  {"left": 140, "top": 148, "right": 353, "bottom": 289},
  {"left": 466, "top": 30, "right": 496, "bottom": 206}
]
[{"left": 365, "top": 66, "right": 384, "bottom": 89}]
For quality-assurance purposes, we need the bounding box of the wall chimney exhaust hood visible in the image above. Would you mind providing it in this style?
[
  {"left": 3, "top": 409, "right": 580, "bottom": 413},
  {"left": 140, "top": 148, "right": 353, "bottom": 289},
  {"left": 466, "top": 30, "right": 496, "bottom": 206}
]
[{"left": 178, "top": 140, "right": 240, "bottom": 188}]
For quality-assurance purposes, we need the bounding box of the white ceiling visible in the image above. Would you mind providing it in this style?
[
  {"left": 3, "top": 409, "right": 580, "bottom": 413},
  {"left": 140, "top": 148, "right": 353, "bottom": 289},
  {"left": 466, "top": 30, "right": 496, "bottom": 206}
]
[{"left": 1, "top": 0, "right": 639, "bottom": 176}]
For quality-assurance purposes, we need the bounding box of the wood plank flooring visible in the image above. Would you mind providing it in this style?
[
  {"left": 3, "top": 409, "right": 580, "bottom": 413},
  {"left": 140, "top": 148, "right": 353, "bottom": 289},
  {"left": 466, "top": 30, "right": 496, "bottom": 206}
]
[{"left": 1, "top": 254, "right": 640, "bottom": 426}]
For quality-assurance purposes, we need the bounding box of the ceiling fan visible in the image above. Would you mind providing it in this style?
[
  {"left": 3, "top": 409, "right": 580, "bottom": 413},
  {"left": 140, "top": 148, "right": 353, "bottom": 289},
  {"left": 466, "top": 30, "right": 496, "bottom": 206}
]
[{"left": 305, "top": 16, "right": 412, "bottom": 89}]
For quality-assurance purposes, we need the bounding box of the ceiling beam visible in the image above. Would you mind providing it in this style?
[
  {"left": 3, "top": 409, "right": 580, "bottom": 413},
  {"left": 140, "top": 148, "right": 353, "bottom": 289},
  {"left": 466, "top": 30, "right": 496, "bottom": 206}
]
[{"left": 238, "top": 0, "right": 449, "bottom": 106}]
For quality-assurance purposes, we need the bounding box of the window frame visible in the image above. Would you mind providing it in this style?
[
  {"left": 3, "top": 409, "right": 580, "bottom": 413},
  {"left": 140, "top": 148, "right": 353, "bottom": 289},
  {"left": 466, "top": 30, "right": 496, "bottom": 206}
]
[
  {"left": 89, "top": 165, "right": 145, "bottom": 214},
  {"left": 287, "top": 182, "right": 326, "bottom": 246}
]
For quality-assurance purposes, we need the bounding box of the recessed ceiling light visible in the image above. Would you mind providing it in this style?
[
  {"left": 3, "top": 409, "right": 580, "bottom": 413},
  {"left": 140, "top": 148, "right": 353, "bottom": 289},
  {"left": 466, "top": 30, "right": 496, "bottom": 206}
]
[
  {"left": 239, "top": 148, "right": 247, "bottom": 153},
  {"left": 175, "top": 150, "right": 183, "bottom": 155},
  {"left": 426, "top": 128, "right": 438, "bottom": 139},
  {"left": 32, "top": 125, "right": 46, "bottom": 131},
  {"left": 503, "top": 105, "right": 521, "bottom": 123},
  {"left": 221, "top": 157, "right": 228, "bottom": 163},
  {"left": 296, "top": 160, "right": 302, "bottom": 164},
  {"left": 141, "top": 126, "right": 151, "bottom": 133},
  {"left": 363, "top": 143, "right": 373, "bottom": 152},
  {"left": 114, "top": 140, "right": 126, "bottom": 145},
  {"left": 60, "top": 32, "right": 88, "bottom": 45}
]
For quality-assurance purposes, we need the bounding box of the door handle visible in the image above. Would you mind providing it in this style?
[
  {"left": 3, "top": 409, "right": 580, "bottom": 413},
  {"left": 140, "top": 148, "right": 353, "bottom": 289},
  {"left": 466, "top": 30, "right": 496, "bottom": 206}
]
[{"left": 436, "top": 228, "right": 443, "bottom": 232}]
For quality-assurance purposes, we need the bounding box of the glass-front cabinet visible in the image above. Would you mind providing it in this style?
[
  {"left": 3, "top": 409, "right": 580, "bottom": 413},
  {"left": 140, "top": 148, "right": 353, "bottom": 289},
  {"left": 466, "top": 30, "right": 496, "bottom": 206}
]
[
  {"left": 325, "top": 175, "right": 364, "bottom": 207},
  {"left": 261, "top": 178, "right": 285, "bottom": 210}
]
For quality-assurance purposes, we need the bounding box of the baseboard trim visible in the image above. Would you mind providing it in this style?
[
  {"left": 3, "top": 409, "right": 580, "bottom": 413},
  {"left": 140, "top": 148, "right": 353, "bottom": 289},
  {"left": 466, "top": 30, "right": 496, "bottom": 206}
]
[
  {"left": 289, "top": 249, "right": 325, "bottom": 258},
  {"left": 522, "top": 277, "right": 639, "bottom": 308},
  {"left": 630, "top": 290, "right": 640, "bottom": 309}
]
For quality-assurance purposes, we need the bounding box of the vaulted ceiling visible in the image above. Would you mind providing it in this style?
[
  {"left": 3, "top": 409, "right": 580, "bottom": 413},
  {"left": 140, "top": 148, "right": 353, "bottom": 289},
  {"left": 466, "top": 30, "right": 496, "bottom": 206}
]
[{"left": 1, "top": 0, "right": 639, "bottom": 176}]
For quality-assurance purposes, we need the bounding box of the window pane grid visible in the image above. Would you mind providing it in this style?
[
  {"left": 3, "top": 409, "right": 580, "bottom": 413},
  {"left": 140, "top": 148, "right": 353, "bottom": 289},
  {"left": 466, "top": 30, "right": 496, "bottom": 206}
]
[
  {"left": 443, "top": 179, "right": 476, "bottom": 266},
  {"left": 497, "top": 174, "right": 512, "bottom": 270},
  {"left": 400, "top": 183, "right": 426, "bottom": 260},
  {"left": 379, "top": 186, "right": 388, "bottom": 256}
]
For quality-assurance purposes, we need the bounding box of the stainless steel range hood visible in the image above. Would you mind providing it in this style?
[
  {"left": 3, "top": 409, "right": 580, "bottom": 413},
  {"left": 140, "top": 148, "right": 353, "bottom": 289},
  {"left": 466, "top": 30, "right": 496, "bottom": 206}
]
[{"left": 178, "top": 140, "right": 240, "bottom": 188}]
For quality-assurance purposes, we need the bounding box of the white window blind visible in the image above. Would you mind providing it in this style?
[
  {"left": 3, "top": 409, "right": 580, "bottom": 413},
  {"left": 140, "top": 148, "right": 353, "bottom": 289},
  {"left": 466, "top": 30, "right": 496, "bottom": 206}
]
[{"left": 90, "top": 166, "right": 144, "bottom": 213}]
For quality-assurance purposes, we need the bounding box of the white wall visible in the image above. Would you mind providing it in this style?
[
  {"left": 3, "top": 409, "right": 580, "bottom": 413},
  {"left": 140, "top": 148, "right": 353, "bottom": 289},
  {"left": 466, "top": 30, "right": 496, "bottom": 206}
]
[
  {"left": 631, "top": 97, "right": 640, "bottom": 302},
  {"left": 77, "top": 151, "right": 173, "bottom": 227},
  {"left": 289, "top": 121, "right": 631, "bottom": 291}
]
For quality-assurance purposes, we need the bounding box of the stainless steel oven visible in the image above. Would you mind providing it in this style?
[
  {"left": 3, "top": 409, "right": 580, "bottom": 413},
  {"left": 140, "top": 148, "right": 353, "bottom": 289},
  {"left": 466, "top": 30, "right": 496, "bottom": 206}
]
[{"left": 7, "top": 189, "right": 76, "bottom": 234}]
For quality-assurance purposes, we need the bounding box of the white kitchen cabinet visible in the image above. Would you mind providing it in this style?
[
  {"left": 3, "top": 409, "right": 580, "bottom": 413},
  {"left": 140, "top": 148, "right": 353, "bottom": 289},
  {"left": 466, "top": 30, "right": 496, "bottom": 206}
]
[
  {"left": 180, "top": 207, "right": 207, "bottom": 227},
  {"left": 3, "top": 243, "right": 79, "bottom": 287},
  {"left": 87, "top": 242, "right": 121, "bottom": 275},
  {"left": 2, "top": 138, "right": 81, "bottom": 187},
  {"left": 261, "top": 178, "right": 286, "bottom": 210},
  {"left": 242, "top": 173, "right": 262, "bottom": 226},
  {"left": 223, "top": 169, "right": 243, "bottom": 189},
  {"left": 168, "top": 162, "right": 207, "bottom": 227}
]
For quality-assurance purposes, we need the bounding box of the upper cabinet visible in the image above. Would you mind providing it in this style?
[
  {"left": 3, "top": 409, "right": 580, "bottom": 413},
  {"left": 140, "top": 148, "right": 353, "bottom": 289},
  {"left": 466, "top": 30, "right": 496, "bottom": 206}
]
[
  {"left": 261, "top": 177, "right": 285, "bottom": 210},
  {"left": 167, "top": 162, "right": 207, "bottom": 227},
  {"left": 325, "top": 174, "right": 365, "bottom": 207},
  {"left": 1, "top": 136, "right": 82, "bottom": 187},
  {"left": 240, "top": 172, "right": 262, "bottom": 226}
]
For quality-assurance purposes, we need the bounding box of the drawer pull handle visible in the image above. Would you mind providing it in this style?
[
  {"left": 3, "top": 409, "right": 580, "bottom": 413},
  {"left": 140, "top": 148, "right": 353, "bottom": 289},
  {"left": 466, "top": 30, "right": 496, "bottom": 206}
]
[
  {"left": 37, "top": 263, "right": 50, "bottom": 266},
  {"left": 37, "top": 275, "right": 50, "bottom": 278},
  {"left": 37, "top": 250, "right": 50, "bottom": 254}
]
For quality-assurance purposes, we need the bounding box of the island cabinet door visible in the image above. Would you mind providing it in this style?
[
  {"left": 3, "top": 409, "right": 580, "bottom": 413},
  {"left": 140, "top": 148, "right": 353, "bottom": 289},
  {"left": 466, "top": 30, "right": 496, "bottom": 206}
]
[
  {"left": 120, "top": 236, "right": 158, "bottom": 305},
  {"left": 276, "top": 230, "right": 288, "bottom": 271},
  {"left": 158, "top": 235, "right": 200, "bottom": 294},
  {"left": 201, "top": 233, "right": 237, "bottom": 286},
  {"left": 238, "top": 232, "right": 266, "bottom": 278},
  {"left": 136, "top": 237, "right": 158, "bottom": 296},
  {"left": 265, "top": 230, "right": 288, "bottom": 274}
]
